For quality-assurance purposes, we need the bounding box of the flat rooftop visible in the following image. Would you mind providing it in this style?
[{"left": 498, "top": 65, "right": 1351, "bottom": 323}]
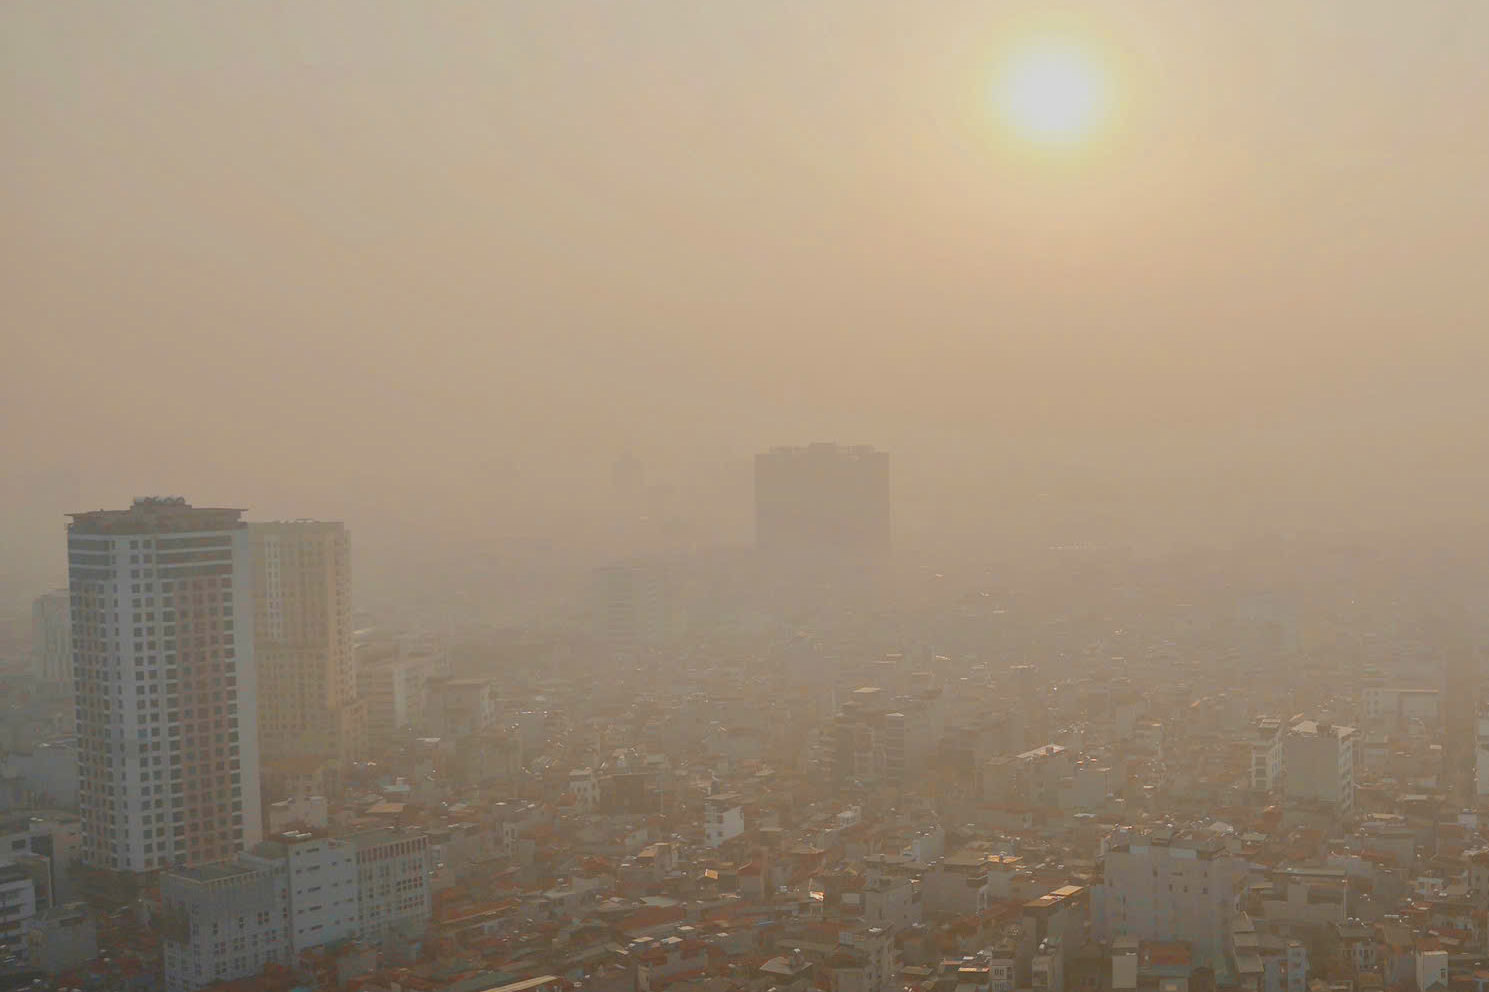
[{"left": 69, "top": 497, "right": 245, "bottom": 535}]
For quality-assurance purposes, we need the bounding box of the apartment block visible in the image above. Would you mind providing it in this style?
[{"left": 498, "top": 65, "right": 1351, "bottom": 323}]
[
  {"left": 68, "top": 498, "right": 262, "bottom": 872},
  {"left": 250, "top": 521, "right": 365, "bottom": 763}
]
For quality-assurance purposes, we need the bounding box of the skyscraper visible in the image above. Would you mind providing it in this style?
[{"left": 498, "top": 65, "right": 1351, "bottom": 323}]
[
  {"left": 249, "top": 521, "right": 364, "bottom": 763},
  {"left": 591, "top": 559, "right": 676, "bottom": 660},
  {"left": 754, "top": 443, "right": 891, "bottom": 562},
  {"left": 31, "top": 589, "right": 72, "bottom": 685},
  {"left": 68, "top": 497, "right": 262, "bottom": 872}
]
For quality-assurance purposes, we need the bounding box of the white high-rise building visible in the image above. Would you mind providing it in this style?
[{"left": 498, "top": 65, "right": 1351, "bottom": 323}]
[
  {"left": 249, "top": 521, "right": 364, "bottom": 763},
  {"left": 31, "top": 590, "right": 72, "bottom": 685},
  {"left": 68, "top": 497, "right": 262, "bottom": 872}
]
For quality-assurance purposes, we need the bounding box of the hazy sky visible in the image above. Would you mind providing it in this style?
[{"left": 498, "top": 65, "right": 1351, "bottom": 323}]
[{"left": 6, "top": 1, "right": 1489, "bottom": 599}]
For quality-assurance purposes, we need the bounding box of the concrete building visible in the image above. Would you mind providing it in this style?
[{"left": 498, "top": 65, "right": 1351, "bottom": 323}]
[
  {"left": 267, "top": 795, "right": 329, "bottom": 833},
  {"left": 1476, "top": 707, "right": 1489, "bottom": 799},
  {"left": 30, "top": 590, "right": 71, "bottom": 685},
  {"left": 1416, "top": 949, "right": 1448, "bottom": 992},
  {"left": 591, "top": 559, "right": 678, "bottom": 660},
  {"left": 423, "top": 677, "right": 500, "bottom": 738},
  {"left": 25, "top": 901, "right": 96, "bottom": 974},
  {"left": 68, "top": 497, "right": 262, "bottom": 872},
  {"left": 1, "top": 741, "right": 79, "bottom": 809},
  {"left": 754, "top": 443, "right": 891, "bottom": 562},
  {"left": 358, "top": 641, "right": 440, "bottom": 752},
  {"left": 1023, "top": 885, "right": 1090, "bottom": 987},
  {"left": 1095, "top": 828, "right": 1246, "bottom": 968},
  {"left": 1284, "top": 720, "right": 1357, "bottom": 814},
  {"left": 0, "top": 864, "right": 37, "bottom": 953},
  {"left": 161, "top": 857, "right": 290, "bottom": 992},
  {"left": 250, "top": 521, "right": 365, "bottom": 763},
  {"left": 162, "top": 828, "right": 422, "bottom": 990},
  {"left": 1, "top": 813, "right": 82, "bottom": 909},
  {"left": 1258, "top": 868, "right": 1348, "bottom": 928},
  {"left": 830, "top": 925, "right": 896, "bottom": 992},
  {"left": 861, "top": 869, "right": 920, "bottom": 932},
  {"left": 704, "top": 793, "right": 745, "bottom": 848},
  {"left": 350, "top": 829, "right": 431, "bottom": 945},
  {"left": 1248, "top": 718, "right": 1285, "bottom": 794},
  {"left": 1361, "top": 685, "right": 1441, "bottom": 729},
  {"left": 922, "top": 850, "right": 994, "bottom": 918},
  {"left": 252, "top": 831, "right": 358, "bottom": 954},
  {"left": 883, "top": 707, "right": 938, "bottom": 790}
]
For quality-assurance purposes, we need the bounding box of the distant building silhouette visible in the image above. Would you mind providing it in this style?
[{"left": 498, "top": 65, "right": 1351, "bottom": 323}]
[
  {"left": 249, "top": 521, "right": 366, "bottom": 764},
  {"left": 612, "top": 451, "right": 645, "bottom": 498},
  {"left": 754, "top": 443, "right": 890, "bottom": 563},
  {"left": 591, "top": 559, "right": 677, "bottom": 660},
  {"left": 67, "top": 497, "right": 262, "bottom": 872},
  {"left": 31, "top": 589, "right": 71, "bottom": 685}
]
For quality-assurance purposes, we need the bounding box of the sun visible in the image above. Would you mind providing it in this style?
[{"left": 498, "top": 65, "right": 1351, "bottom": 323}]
[{"left": 996, "top": 40, "right": 1110, "bottom": 146}]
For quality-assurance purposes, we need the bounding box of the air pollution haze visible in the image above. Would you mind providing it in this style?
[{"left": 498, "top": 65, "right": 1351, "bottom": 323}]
[{"left": 6, "top": 1, "right": 1489, "bottom": 609}]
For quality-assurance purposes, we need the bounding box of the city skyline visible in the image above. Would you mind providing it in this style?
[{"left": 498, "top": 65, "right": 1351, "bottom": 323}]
[
  {"left": 9, "top": 2, "right": 1489, "bottom": 607},
  {"left": 6, "top": 2, "right": 1489, "bottom": 989}
]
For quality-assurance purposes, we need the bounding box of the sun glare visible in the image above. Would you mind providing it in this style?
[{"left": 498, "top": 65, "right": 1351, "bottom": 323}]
[{"left": 997, "top": 41, "right": 1109, "bottom": 146}]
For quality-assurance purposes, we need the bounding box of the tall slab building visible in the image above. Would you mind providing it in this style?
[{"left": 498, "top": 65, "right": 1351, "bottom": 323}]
[
  {"left": 31, "top": 589, "right": 72, "bottom": 685},
  {"left": 249, "top": 521, "right": 364, "bottom": 763},
  {"left": 68, "top": 498, "right": 262, "bottom": 872}
]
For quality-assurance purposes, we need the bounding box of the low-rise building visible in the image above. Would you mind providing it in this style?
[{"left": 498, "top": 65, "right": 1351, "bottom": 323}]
[
  {"left": 351, "top": 829, "right": 432, "bottom": 945},
  {"left": 703, "top": 794, "right": 745, "bottom": 848},
  {"left": 161, "top": 858, "right": 291, "bottom": 992},
  {"left": 25, "top": 901, "right": 96, "bottom": 974}
]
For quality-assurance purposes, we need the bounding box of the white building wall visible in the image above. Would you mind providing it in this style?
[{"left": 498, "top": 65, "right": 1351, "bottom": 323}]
[
  {"left": 1416, "top": 950, "right": 1448, "bottom": 992},
  {"left": 70, "top": 501, "right": 262, "bottom": 873},
  {"left": 352, "top": 831, "right": 432, "bottom": 944},
  {"left": 1284, "top": 721, "right": 1355, "bottom": 812},
  {"left": 280, "top": 837, "right": 358, "bottom": 954},
  {"left": 1096, "top": 834, "right": 1244, "bottom": 968},
  {"left": 704, "top": 800, "right": 745, "bottom": 847},
  {"left": 161, "top": 860, "right": 290, "bottom": 992}
]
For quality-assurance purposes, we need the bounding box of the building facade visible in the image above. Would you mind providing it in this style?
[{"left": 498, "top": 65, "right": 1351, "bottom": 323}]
[
  {"left": 252, "top": 832, "right": 359, "bottom": 954},
  {"left": 68, "top": 498, "right": 262, "bottom": 872},
  {"left": 1248, "top": 718, "right": 1284, "bottom": 794},
  {"left": 250, "top": 521, "right": 365, "bottom": 763},
  {"left": 591, "top": 560, "right": 678, "bottom": 660},
  {"left": 703, "top": 794, "right": 745, "bottom": 848},
  {"left": 1284, "top": 720, "right": 1356, "bottom": 814},
  {"left": 351, "top": 829, "right": 431, "bottom": 945},
  {"left": 160, "top": 858, "right": 290, "bottom": 992},
  {"left": 1096, "top": 829, "right": 1245, "bottom": 968},
  {"left": 0, "top": 864, "right": 37, "bottom": 953},
  {"left": 31, "top": 590, "right": 72, "bottom": 685},
  {"left": 1476, "top": 707, "right": 1489, "bottom": 799},
  {"left": 161, "top": 828, "right": 428, "bottom": 991},
  {"left": 358, "top": 649, "right": 436, "bottom": 752}
]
